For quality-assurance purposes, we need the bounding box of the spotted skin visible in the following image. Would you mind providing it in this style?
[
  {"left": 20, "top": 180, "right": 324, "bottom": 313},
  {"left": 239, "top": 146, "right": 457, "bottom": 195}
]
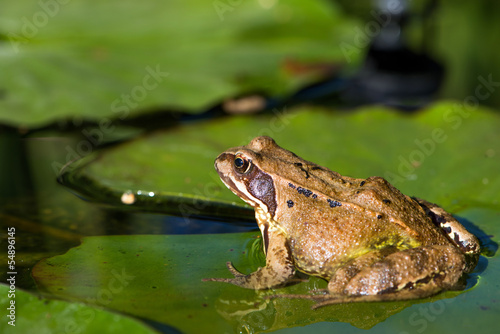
[{"left": 206, "top": 136, "right": 481, "bottom": 307}]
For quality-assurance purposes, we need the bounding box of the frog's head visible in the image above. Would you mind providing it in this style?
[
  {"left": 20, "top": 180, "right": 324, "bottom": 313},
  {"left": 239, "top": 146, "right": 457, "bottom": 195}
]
[{"left": 214, "top": 136, "right": 278, "bottom": 216}]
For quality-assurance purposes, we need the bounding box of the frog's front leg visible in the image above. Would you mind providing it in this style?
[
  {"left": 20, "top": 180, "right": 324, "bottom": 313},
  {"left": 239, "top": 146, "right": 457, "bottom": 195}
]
[{"left": 204, "top": 230, "right": 295, "bottom": 289}]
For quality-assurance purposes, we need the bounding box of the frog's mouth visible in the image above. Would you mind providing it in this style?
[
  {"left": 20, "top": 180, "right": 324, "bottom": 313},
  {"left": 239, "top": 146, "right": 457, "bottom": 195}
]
[
  {"left": 222, "top": 177, "right": 258, "bottom": 208},
  {"left": 215, "top": 153, "right": 258, "bottom": 207}
]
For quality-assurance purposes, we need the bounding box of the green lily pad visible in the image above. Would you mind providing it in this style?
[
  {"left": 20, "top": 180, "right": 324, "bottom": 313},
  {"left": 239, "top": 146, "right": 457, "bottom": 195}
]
[
  {"left": 32, "top": 232, "right": 488, "bottom": 333},
  {"left": 60, "top": 102, "right": 500, "bottom": 217},
  {"left": 0, "top": 0, "right": 356, "bottom": 128},
  {"left": 50, "top": 102, "right": 500, "bottom": 332},
  {"left": 0, "top": 284, "right": 156, "bottom": 334}
]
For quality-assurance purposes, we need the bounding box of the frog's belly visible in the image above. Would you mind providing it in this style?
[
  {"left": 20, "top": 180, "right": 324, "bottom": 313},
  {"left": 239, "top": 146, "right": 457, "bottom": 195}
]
[
  {"left": 287, "top": 221, "right": 418, "bottom": 279},
  {"left": 289, "top": 235, "right": 348, "bottom": 279}
]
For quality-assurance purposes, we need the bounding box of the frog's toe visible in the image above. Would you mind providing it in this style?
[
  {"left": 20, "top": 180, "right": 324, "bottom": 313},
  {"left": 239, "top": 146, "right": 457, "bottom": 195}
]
[
  {"left": 202, "top": 262, "right": 246, "bottom": 284},
  {"left": 265, "top": 292, "right": 329, "bottom": 302},
  {"left": 310, "top": 289, "right": 330, "bottom": 296},
  {"left": 285, "top": 277, "right": 310, "bottom": 285},
  {"left": 225, "top": 261, "right": 246, "bottom": 277},
  {"left": 268, "top": 291, "right": 381, "bottom": 308},
  {"left": 311, "top": 296, "right": 351, "bottom": 309},
  {"left": 202, "top": 275, "right": 248, "bottom": 287}
]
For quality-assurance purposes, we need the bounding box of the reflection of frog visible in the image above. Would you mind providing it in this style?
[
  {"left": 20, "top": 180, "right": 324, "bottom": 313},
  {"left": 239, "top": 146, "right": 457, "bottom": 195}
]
[{"left": 205, "top": 136, "right": 480, "bottom": 307}]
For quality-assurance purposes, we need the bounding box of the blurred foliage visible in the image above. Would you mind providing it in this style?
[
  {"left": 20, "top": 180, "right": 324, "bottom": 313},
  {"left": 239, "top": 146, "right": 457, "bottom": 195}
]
[
  {"left": 0, "top": 0, "right": 354, "bottom": 128},
  {"left": 2, "top": 1, "right": 500, "bottom": 128}
]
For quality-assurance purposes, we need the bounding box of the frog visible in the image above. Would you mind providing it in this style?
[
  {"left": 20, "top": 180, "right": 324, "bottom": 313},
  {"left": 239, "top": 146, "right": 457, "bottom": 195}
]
[{"left": 204, "top": 136, "right": 480, "bottom": 307}]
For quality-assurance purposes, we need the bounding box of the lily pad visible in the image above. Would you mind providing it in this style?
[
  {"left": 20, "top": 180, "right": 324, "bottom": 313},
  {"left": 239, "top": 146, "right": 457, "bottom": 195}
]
[
  {"left": 31, "top": 232, "right": 488, "bottom": 333},
  {"left": 51, "top": 102, "right": 500, "bottom": 333},
  {"left": 0, "top": 0, "right": 356, "bottom": 128},
  {"left": 0, "top": 284, "right": 156, "bottom": 334}
]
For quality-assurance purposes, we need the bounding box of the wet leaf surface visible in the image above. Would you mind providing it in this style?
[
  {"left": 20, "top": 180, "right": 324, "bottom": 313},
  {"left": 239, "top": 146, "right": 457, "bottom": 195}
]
[
  {"left": 32, "top": 232, "right": 492, "bottom": 334},
  {"left": 0, "top": 284, "right": 157, "bottom": 334}
]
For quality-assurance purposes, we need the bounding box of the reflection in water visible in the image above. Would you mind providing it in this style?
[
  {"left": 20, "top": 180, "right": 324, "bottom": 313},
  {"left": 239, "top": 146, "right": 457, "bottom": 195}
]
[{"left": 209, "top": 277, "right": 466, "bottom": 332}]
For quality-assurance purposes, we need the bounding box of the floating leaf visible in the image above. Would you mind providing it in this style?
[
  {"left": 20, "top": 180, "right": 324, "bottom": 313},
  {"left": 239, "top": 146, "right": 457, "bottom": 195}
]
[
  {"left": 31, "top": 232, "right": 481, "bottom": 333},
  {"left": 0, "top": 284, "right": 156, "bottom": 334},
  {"left": 49, "top": 102, "right": 500, "bottom": 333}
]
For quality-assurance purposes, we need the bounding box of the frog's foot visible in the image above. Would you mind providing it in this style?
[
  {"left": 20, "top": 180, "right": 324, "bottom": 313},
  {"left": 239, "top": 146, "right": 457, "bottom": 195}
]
[
  {"left": 285, "top": 277, "right": 310, "bottom": 285},
  {"left": 202, "top": 262, "right": 248, "bottom": 285},
  {"left": 270, "top": 288, "right": 442, "bottom": 309},
  {"left": 265, "top": 289, "right": 330, "bottom": 302},
  {"left": 203, "top": 259, "right": 296, "bottom": 290},
  {"left": 413, "top": 198, "right": 481, "bottom": 257},
  {"left": 309, "top": 294, "right": 400, "bottom": 309},
  {"left": 310, "top": 287, "right": 448, "bottom": 309}
]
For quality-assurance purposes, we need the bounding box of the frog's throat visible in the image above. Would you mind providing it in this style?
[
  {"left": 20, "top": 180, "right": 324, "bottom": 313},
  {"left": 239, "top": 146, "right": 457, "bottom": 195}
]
[
  {"left": 255, "top": 207, "right": 285, "bottom": 255},
  {"left": 219, "top": 177, "right": 272, "bottom": 254}
]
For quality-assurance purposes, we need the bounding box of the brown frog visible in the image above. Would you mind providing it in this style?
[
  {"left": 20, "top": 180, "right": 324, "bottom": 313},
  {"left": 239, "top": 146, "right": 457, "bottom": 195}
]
[{"left": 205, "top": 136, "right": 480, "bottom": 307}]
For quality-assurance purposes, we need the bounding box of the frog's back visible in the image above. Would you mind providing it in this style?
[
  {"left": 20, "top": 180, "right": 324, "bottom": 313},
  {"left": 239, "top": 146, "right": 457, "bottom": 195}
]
[
  {"left": 341, "top": 176, "right": 451, "bottom": 244},
  {"left": 273, "top": 169, "right": 453, "bottom": 277},
  {"left": 246, "top": 136, "right": 451, "bottom": 261}
]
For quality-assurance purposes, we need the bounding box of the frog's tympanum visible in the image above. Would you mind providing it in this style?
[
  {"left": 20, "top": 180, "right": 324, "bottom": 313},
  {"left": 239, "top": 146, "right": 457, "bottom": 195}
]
[{"left": 205, "top": 136, "right": 480, "bottom": 307}]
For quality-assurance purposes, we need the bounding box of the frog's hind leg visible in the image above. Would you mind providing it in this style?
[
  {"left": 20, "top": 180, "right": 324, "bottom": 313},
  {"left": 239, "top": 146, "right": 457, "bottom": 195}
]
[
  {"left": 270, "top": 245, "right": 467, "bottom": 308},
  {"left": 310, "top": 288, "right": 444, "bottom": 309},
  {"left": 313, "top": 245, "right": 466, "bottom": 308},
  {"left": 268, "top": 286, "right": 445, "bottom": 309},
  {"left": 413, "top": 198, "right": 480, "bottom": 258},
  {"left": 325, "top": 248, "right": 394, "bottom": 294},
  {"left": 268, "top": 249, "right": 395, "bottom": 304}
]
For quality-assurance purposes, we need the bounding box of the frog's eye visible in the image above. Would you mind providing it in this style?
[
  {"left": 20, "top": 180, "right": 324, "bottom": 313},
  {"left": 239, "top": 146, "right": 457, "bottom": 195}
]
[{"left": 234, "top": 155, "right": 252, "bottom": 174}]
